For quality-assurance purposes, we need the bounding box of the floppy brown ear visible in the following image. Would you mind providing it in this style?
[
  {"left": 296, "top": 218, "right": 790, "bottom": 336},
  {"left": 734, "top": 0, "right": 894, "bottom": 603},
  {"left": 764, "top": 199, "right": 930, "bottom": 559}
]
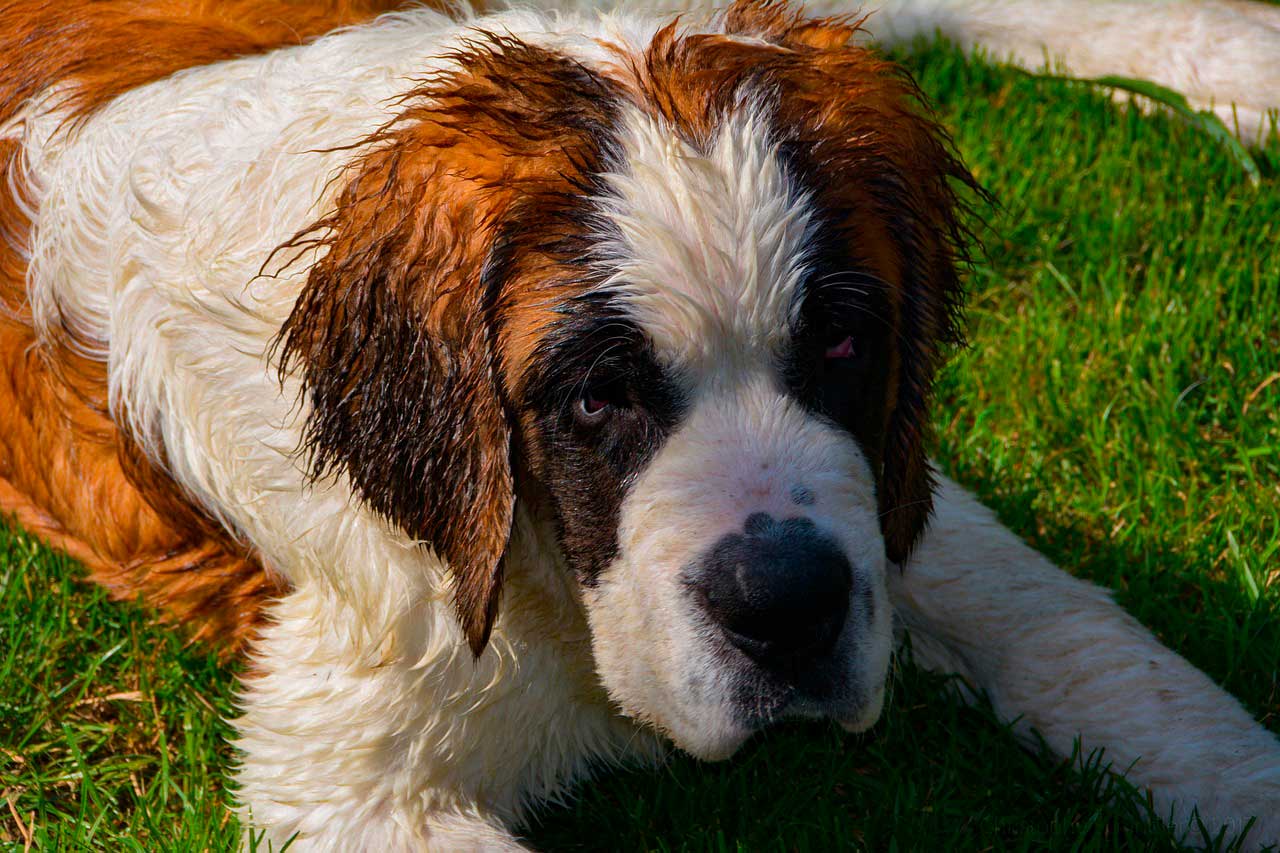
[
  {"left": 824, "top": 100, "right": 978, "bottom": 566},
  {"left": 277, "top": 139, "right": 515, "bottom": 655},
  {"left": 849, "top": 81, "right": 982, "bottom": 565},
  {"left": 854, "top": 97, "right": 980, "bottom": 566},
  {"left": 876, "top": 229, "right": 969, "bottom": 565},
  {"left": 275, "top": 38, "right": 619, "bottom": 654}
]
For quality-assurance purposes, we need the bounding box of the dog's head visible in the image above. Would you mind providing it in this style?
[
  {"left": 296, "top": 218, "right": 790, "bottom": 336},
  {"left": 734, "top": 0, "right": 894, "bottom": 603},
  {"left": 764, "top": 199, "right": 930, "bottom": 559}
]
[{"left": 278, "top": 1, "right": 976, "bottom": 759}]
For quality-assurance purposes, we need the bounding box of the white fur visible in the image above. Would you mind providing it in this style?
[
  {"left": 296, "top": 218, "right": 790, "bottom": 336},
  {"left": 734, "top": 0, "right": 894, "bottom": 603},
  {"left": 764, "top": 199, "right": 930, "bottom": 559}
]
[
  {"left": 595, "top": 106, "right": 811, "bottom": 367},
  {"left": 5, "top": 1, "right": 1278, "bottom": 849}
]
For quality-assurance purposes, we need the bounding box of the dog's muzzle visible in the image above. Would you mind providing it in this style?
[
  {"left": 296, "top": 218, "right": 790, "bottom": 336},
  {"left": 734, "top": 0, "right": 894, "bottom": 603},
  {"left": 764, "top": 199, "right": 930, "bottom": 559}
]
[{"left": 687, "top": 513, "right": 855, "bottom": 692}]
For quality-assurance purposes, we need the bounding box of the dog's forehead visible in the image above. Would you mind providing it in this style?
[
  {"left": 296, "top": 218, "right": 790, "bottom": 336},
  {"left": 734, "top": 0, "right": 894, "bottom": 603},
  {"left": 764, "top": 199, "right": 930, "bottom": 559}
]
[
  {"left": 590, "top": 103, "right": 814, "bottom": 374},
  {"left": 494, "top": 23, "right": 924, "bottom": 393}
]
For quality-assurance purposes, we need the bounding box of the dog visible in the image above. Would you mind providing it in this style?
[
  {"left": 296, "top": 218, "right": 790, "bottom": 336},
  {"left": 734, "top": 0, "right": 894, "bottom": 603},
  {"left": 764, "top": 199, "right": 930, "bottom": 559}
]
[{"left": 1, "top": 0, "right": 1277, "bottom": 849}]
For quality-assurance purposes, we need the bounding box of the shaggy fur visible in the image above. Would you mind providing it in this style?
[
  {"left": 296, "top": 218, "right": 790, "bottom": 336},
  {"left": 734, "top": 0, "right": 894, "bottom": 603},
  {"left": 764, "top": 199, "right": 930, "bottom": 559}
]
[{"left": 0, "top": 0, "right": 1277, "bottom": 849}]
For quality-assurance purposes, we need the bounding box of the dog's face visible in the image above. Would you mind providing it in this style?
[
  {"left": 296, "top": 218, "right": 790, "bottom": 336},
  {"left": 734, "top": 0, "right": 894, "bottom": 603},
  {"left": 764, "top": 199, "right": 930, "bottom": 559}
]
[
  {"left": 512, "top": 101, "right": 906, "bottom": 755},
  {"left": 279, "top": 2, "right": 975, "bottom": 759}
]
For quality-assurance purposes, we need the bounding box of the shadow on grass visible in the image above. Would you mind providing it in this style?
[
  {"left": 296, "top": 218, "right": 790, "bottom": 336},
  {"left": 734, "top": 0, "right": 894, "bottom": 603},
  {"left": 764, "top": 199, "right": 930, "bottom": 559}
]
[{"left": 526, "top": 480, "right": 1279, "bottom": 853}]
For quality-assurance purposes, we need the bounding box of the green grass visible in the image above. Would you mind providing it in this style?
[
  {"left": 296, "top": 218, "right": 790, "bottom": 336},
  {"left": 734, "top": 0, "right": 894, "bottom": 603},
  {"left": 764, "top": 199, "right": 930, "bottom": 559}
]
[{"left": 3, "top": 41, "right": 1279, "bottom": 851}]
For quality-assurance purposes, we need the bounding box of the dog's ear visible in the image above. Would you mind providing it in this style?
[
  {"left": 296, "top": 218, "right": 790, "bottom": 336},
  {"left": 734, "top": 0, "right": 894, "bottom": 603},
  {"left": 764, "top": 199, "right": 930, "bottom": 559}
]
[
  {"left": 874, "top": 218, "right": 970, "bottom": 566},
  {"left": 278, "top": 138, "right": 515, "bottom": 655},
  {"left": 276, "top": 39, "right": 618, "bottom": 654},
  {"left": 812, "top": 70, "right": 980, "bottom": 567},
  {"left": 805, "top": 78, "right": 979, "bottom": 567},
  {"left": 845, "top": 91, "right": 981, "bottom": 567}
]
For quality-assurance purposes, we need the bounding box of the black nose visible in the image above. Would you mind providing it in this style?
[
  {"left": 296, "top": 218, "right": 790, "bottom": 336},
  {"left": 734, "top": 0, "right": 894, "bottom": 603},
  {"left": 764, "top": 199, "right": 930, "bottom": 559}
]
[{"left": 692, "top": 513, "right": 852, "bottom": 667}]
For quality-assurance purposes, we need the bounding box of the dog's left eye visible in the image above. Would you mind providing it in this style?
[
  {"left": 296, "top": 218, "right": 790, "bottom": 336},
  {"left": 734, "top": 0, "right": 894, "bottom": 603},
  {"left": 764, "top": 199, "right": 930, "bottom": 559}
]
[
  {"left": 578, "top": 392, "right": 610, "bottom": 421},
  {"left": 574, "top": 378, "right": 625, "bottom": 426},
  {"left": 824, "top": 335, "right": 855, "bottom": 361}
]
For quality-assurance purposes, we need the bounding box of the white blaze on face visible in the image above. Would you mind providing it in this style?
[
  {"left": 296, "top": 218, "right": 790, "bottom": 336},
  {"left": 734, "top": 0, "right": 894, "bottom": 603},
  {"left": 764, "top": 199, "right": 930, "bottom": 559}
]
[
  {"left": 593, "top": 105, "right": 815, "bottom": 372},
  {"left": 581, "top": 105, "right": 893, "bottom": 758}
]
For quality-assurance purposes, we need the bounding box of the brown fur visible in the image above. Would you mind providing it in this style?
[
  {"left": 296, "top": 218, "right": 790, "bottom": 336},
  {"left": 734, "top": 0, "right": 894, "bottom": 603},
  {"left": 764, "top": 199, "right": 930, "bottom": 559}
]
[
  {"left": 0, "top": 1, "right": 415, "bottom": 652},
  {"left": 0, "top": 0, "right": 414, "bottom": 127},
  {"left": 0, "top": 293, "right": 285, "bottom": 652}
]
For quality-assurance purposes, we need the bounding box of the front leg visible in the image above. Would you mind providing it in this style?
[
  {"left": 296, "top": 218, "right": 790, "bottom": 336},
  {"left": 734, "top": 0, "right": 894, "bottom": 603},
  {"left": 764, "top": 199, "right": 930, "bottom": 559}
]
[
  {"left": 233, "top": 571, "right": 653, "bottom": 851},
  {"left": 892, "top": 474, "right": 1280, "bottom": 847},
  {"left": 233, "top": 585, "right": 530, "bottom": 851}
]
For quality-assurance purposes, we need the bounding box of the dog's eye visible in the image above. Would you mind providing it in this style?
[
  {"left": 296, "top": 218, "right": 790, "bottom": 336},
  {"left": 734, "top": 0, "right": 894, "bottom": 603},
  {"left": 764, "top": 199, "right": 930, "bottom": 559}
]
[
  {"left": 578, "top": 393, "right": 610, "bottom": 421},
  {"left": 824, "top": 334, "right": 855, "bottom": 362},
  {"left": 575, "top": 380, "right": 622, "bottom": 426}
]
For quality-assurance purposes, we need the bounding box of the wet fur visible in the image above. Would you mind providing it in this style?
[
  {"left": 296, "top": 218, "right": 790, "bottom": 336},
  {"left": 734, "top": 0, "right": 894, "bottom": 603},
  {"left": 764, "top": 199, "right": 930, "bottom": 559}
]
[{"left": 1, "top": 0, "right": 1278, "bottom": 848}]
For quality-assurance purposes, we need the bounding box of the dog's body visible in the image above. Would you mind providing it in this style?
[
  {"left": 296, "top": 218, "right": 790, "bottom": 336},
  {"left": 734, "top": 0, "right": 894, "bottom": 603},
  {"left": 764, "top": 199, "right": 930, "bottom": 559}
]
[{"left": 1, "top": 1, "right": 1277, "bottom": 849}]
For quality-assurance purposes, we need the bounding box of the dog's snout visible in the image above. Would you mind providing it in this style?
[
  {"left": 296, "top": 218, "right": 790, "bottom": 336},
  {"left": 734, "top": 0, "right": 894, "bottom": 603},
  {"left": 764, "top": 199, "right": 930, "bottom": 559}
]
[{"left": 694, "top": 514, "right": 852, "bottom": 665}]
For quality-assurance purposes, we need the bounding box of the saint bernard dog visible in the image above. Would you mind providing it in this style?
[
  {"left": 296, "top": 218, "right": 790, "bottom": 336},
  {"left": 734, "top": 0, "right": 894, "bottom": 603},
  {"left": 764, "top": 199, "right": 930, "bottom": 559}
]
[{"left": 0, "top": 0, "right": 1277, "bottom": 849}]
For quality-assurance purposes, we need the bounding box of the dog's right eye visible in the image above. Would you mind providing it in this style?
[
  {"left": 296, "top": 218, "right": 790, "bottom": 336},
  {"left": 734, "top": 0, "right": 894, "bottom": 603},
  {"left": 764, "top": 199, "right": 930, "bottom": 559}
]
[{"left": 824, "top": 334, "right": 855, "bottom": 362}]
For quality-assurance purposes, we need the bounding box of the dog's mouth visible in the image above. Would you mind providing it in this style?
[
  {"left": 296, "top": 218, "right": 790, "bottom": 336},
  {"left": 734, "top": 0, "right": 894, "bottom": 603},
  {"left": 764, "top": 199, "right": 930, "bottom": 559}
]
[
  {"left": 675, "top": 514, "right": 887, "bottom": 744},
  {"left": 838, "top": 684, "right": 887, "bottom": 733},
  {"left": 661, "top": 658, "right": 887, "bottom": 762},
  {"left": 715, "top": 624, "right": 883, "bottom": 733}
]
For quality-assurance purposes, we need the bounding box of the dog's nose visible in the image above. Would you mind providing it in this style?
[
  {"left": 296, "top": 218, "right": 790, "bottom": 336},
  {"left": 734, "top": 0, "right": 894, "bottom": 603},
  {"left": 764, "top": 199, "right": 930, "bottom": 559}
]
[{"left": 693, "top": 514, "right": 852, "bottom": 666}]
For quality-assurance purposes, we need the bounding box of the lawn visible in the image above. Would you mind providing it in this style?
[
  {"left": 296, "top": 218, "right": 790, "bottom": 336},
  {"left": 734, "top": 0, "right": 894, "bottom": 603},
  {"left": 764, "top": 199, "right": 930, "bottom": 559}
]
[{"left": 2, "top": 38, "right": 1278, "bottom": 852}]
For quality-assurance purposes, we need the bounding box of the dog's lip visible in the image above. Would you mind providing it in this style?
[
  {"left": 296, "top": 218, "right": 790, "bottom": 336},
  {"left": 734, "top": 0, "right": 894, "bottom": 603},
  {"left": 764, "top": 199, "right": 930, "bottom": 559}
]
[
  {"left": 677, "top": 691, "right": 883, "bottom": 764},
  {"left": 662, "top": 717, "right": 753, "bottom": 762},
  {"left": 647, "top": 669, "right": 885, "bottom": 760},
  {"left": 836, "top": 683, "right": 886, "bottom": 733},
  {"left": 728, "top": 674, "right": 881, "bottom": 733}
]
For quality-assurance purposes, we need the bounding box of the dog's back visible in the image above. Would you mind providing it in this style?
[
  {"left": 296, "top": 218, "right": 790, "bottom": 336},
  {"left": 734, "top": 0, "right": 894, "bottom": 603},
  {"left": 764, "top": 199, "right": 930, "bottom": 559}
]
[{"left": 0, "top": 1, "right": 412, "bottom": 649}]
